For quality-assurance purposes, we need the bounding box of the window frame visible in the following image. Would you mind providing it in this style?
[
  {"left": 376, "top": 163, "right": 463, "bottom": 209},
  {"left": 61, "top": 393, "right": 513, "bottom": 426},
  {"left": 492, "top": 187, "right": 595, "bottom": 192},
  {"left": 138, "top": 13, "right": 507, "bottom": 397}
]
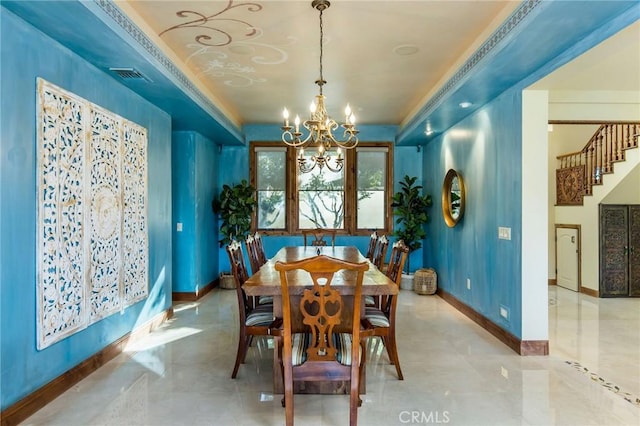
[{"left": 250, "top": 141, "right": 393, "bottom": 236}]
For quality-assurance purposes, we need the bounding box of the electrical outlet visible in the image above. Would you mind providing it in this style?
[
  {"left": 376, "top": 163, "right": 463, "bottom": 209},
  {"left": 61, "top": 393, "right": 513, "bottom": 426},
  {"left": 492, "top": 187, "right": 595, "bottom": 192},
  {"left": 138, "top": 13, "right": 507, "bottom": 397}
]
[
  {"left": 500, "top": 305, "right": 509, "bottom": 320},
  {"left": 501, "top": 366, "right": 509, "bottom": 379},
  {"left": 176, "top": 222, "right": 183, "bottom": 232},
  {"left": 498, "top": 226, "right": 511, "bottom": 240},
  {"left": 466, "top": 278, "right": 471, "bottom": 290}
]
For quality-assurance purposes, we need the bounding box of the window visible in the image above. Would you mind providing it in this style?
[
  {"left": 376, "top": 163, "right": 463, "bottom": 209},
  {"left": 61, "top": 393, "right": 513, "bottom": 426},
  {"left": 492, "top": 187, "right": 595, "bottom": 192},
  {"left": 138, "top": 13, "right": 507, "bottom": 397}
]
[
  {"left": 252, "top": 146, "right": 288, "bottom": 230},
  {"left": 297, "top": 148, "right": 345, "bottom": 229},
  {"left": 356, "top": 147, "right": 388, "bottom": 230},
  {"left": 250, "top": 142, "right": 393, "bottom": 235}
]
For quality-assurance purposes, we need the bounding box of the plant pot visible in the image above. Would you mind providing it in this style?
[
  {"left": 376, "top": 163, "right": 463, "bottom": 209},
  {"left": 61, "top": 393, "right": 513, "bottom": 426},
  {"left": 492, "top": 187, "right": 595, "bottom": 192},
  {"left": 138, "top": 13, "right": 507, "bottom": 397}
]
[
  {"left": 219, "top": 273, "right": 236, "bottom": 289},
  {"left": 400, "top": 273, "right": 414, "bottom": 290}
]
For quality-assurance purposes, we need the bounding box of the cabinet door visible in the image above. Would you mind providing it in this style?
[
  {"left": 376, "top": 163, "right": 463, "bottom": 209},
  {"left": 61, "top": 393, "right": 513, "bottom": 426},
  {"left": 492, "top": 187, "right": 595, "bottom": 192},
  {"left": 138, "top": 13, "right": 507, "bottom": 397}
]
[
  {"left": 629, "top": 206, "right": 640, "bottom": 296},
  {"left": 599, "top": 205, "right": 628, "bottom": 296}
]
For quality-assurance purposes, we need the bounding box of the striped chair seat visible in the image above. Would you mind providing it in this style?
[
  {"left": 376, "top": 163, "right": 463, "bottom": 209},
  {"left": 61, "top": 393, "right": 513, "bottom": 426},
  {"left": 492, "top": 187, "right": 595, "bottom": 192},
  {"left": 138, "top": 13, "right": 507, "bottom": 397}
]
[
  {"left": 365, "top": 307, "right": 390, "bottom": 327},
  {"left": 364, "top": 295, "right": 376, "bottom": 306},
  {"left": 258, "top": 295, "right": 273, "bottom": 305},
  {"left": 245, "top": 304, "right": 275, "bottom": 326},
  {"left": 291, "top": 333, "right": 358, "bottom": 366}
]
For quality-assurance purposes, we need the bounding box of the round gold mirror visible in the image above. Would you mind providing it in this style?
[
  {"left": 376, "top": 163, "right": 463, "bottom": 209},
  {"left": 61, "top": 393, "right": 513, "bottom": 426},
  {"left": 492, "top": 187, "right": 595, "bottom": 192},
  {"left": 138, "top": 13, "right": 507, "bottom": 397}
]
[{"left": 441, "top": 169, "right": 465, "bottom": 227}]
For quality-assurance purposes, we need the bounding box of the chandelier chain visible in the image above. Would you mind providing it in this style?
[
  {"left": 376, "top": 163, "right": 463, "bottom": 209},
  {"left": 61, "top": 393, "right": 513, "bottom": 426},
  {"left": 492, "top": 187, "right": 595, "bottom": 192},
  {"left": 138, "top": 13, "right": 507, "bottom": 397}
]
[{"left": 318, "top": 7, "right": 324, "bottom": 94}]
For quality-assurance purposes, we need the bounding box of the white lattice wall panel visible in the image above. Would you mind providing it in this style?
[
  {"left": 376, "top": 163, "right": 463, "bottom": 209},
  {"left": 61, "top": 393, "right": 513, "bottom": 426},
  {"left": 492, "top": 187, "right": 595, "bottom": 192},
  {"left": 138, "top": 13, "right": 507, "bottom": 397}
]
[
  {"left": 122, "top": 123, "right": 149, "bottom": 305},
  {"left": 36, "top": 78, "right": 148, "bottom": 349}
]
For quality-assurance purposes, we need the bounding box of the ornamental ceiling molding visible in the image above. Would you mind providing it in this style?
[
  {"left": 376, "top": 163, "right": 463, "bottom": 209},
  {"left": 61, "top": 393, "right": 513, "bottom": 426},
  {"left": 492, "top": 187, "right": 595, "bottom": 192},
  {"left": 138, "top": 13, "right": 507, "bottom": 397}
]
[
  {"left": 403, "top": 0, "right": 542, "bottom": 134},
  {"left": 93, "top": 0, "right": 241, "bottom": 136},
  {"left": 95, "top": 0, "right": 542, "bottom": 131}
]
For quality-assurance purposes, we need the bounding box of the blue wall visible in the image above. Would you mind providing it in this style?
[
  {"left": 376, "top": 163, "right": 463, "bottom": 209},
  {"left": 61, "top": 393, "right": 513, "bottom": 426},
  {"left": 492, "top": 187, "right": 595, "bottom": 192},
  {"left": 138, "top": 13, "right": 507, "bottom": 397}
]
[
  {"left": 171, "top": 131, "right": 219, "bottom": 293},
  {"left": 423, "top": 85, "right": 525, "bottom": 338},
  {"left": 0, "top": 9, "right": 173, "bottom": 410},
  {"left": 420, "top": 5, "right": 640, "bottom": 341},
  {"left": 216, "top": 124, "right": 428, "bottom": 273}
]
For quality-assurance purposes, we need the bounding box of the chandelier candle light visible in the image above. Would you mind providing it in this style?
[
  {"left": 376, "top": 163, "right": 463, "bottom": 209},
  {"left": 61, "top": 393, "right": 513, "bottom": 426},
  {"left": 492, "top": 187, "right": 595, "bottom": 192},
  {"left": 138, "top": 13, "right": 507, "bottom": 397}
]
[{"left": 281, "top": 0, "right": 359, "bottom": 173}]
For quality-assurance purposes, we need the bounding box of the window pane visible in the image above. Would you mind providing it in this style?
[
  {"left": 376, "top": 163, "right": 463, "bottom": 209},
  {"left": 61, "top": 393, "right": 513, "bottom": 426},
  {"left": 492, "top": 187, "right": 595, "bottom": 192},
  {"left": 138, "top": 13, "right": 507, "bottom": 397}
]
[
  {"left": 257, "top": 151, "right": 286, "bottom": 190},
  {"left": 298, "top": 150, "right": 344, "bottom": 229},
  {"left": 357, "top": 150, "right": 386, "bottom": 229},
  {"left": 256, "top": 150, "right": 286, "bottom": 229}
]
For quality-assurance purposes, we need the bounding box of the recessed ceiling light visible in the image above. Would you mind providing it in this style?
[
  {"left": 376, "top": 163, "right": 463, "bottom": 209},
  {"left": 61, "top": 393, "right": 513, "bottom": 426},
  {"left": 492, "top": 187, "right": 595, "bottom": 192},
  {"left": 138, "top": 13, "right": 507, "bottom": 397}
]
[
  {"left": 393, "top": 44, "right": 419, "bottom": 56},
  {"left": 459, "top": 101, "right": 472, "bottom": 108},
  {"left": 425, "top": 122, "right": 434, "bottom": 136}
]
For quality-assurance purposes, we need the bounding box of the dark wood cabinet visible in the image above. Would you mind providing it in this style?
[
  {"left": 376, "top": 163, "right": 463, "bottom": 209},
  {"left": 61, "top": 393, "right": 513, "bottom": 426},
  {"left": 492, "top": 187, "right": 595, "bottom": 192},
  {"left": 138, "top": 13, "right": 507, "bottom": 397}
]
[{"left": 599, "top": 204, "right": 640, "bottom": 297}]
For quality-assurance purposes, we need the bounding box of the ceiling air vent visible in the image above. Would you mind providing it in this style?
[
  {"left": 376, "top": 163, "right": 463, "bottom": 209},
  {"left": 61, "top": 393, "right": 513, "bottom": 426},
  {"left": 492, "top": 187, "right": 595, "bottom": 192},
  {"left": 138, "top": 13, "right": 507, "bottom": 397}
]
[{"left": 109, "top": 67, "right": 152, "bottom": 82}]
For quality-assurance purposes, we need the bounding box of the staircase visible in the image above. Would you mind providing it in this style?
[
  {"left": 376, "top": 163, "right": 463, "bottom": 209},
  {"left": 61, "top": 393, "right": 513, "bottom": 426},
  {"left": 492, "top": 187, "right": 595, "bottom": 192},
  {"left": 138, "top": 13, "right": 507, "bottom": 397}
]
[{"left": 555, "top": 122, "right": 640, "bottom": 205}]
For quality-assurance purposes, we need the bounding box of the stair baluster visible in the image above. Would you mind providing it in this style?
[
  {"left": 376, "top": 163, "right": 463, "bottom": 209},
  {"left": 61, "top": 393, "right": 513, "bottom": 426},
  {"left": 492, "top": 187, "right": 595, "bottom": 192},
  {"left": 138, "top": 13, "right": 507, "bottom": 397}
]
[{"left": 556, "top": 122, "right": 640, "bottom": 204}]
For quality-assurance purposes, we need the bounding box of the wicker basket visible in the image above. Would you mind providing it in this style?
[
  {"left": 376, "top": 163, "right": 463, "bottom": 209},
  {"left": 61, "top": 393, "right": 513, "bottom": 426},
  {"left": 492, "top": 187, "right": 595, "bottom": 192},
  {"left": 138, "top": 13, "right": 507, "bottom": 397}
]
[
  {"left": 219, "top": 273, "right": 236, "bottom": 289},
  {"left": 413, "top": 268, "right": 437, "bottom": 295}
]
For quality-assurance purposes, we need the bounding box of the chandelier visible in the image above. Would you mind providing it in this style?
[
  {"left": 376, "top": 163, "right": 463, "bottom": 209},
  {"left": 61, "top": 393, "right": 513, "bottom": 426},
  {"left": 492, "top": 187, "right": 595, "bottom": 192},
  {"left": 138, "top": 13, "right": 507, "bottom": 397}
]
[{"left": 281, "top": 0, "right": 359, "bottom": 173}]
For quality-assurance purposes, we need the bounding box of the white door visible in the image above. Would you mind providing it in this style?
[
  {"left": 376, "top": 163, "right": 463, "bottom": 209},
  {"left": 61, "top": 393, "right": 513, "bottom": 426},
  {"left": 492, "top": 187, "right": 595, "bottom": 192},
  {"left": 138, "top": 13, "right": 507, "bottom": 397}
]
[{"left": 556, "top": 227, "right": 579, "bottom": 291}]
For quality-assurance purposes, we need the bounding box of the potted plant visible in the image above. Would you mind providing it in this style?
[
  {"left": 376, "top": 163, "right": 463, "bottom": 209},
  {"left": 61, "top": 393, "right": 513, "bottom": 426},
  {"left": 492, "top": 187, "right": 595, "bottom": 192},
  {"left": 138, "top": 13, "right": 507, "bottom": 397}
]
[
  {"left": 391, "top": 175, "right": 432, "bottom": 289},
  {"left": 212, "top": 179, "right": 257, "bottom": 288}
]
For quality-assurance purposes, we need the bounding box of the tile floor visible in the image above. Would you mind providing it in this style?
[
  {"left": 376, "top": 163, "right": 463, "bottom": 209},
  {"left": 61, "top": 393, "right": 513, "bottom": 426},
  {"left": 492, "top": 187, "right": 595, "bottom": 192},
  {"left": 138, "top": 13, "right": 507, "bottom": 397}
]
[{"left": 22, "top": 286, "right": 639, "bottom": 425}]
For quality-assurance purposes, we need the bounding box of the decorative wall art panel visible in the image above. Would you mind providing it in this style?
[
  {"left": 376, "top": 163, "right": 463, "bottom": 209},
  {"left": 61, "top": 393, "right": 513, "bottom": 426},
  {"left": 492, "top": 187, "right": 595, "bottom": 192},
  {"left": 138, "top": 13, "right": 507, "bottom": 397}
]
[
  {"left": 36, "top": 78, "right": 148, "bottom": 349},
  {"left": 556, "top": 166, "right": 585, "bottom": 206},
  {"left": 121, "top": 122, "right": 149, "bottom": 305}
]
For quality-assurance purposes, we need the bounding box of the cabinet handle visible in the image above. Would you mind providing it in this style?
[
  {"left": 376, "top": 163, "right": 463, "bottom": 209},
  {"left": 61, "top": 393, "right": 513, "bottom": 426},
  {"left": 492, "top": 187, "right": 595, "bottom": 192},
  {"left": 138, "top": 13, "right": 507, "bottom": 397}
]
[{"left": 624, "top": 246, "right": 629, "bottom": 254}]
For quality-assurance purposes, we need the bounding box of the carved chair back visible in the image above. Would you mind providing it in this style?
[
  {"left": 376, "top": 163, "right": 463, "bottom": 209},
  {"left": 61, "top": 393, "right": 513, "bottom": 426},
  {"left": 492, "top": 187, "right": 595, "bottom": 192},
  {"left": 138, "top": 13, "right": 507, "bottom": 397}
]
[
  {"left": 364, "top": 231, "right": 378, "bottom": 261},
  {"left": 274, "top": 255, "right": 369, "bottom": 426},
  {"left": 372, "top": 234, "right": 389, "bottom": 270},
  {"left": 302, "top": 228, "right": 336, "bottom": 247}
]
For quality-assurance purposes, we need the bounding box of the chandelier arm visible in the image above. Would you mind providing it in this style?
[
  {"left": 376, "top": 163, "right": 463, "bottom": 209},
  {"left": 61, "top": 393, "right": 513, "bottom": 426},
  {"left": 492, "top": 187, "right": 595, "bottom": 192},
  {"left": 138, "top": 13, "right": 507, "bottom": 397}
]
[
  {"left": 281, "top": 128, "right": 315, "bottom": 147},
  {"left": 322, "top": 125, "right": 359, "bottom": 148},
  {"left": 323, "top": 155, "right": 344, "bottom": 173},
  {"left": 298, "top": 156, "right": 317, "bottom": 173}
]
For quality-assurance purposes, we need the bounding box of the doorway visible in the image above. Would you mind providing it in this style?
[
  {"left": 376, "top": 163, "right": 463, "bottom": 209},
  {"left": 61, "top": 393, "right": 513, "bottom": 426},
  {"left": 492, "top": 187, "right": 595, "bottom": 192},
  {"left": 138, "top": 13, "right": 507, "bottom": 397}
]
[{"left": 555, "top": 224, "right": 581, "bottom": 292}]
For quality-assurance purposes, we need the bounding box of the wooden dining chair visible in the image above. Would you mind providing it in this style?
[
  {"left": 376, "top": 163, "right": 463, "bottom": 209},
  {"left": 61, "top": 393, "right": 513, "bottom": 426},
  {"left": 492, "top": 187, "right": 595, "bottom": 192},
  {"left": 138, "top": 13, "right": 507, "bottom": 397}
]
[
  {"left": 274, "top": 255, "right": 369, "bottom": 426},
  {"left": 365, "top": 234, "right": 388, "bottom": 308},
  {"left": 371, "top": 234, "right": 389, "bottom": 270},
  {"left": 245, "top": 232, "right": 267, "bottom": 275},
  {"left": 302, "top": 228, "right": 336, "bottom": 247},
  {"left": 245, "top": 232, "right": 273, "bottom": 306},
  {"left": 226, "top": 240, "right": 276, "bottom": 379},
  {"left": 364, "top": 231, "right": 378, "bottom": 261},
  {"left": 362, "top": 239, "right": 408, "bottom": 380}
]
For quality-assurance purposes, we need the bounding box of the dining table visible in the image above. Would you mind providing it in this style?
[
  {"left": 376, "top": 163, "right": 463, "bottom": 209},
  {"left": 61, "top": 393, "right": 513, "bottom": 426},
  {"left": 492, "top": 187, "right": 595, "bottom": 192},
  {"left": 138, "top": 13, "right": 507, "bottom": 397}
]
[{"left": 242, "top": 245, "right": 398, "bottom": 394}]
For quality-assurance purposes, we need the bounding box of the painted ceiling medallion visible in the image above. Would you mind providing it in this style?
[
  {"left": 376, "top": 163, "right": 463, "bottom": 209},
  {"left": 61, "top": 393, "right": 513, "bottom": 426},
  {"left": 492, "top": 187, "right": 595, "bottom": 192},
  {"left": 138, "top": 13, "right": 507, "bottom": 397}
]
[{"left": 159, "top": 1, "right": 263, "bottom": 47}]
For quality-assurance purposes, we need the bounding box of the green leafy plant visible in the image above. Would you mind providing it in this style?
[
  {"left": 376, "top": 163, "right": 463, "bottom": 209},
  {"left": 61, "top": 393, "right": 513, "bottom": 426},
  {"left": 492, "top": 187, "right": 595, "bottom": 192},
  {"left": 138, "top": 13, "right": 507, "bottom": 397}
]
[
  {"left": 391, "top": 175, "right": 432, "bottom": 271},
  {"left": 212, "top": 179, "right": 257, "bottom": 247}
]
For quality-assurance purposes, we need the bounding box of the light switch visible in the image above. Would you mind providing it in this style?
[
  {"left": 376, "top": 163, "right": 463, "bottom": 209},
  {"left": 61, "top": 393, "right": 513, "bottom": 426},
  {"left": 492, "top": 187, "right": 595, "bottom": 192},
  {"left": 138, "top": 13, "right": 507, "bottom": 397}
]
[{"left": 176, "top": 222, "right": 183, "bottom": 232}]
